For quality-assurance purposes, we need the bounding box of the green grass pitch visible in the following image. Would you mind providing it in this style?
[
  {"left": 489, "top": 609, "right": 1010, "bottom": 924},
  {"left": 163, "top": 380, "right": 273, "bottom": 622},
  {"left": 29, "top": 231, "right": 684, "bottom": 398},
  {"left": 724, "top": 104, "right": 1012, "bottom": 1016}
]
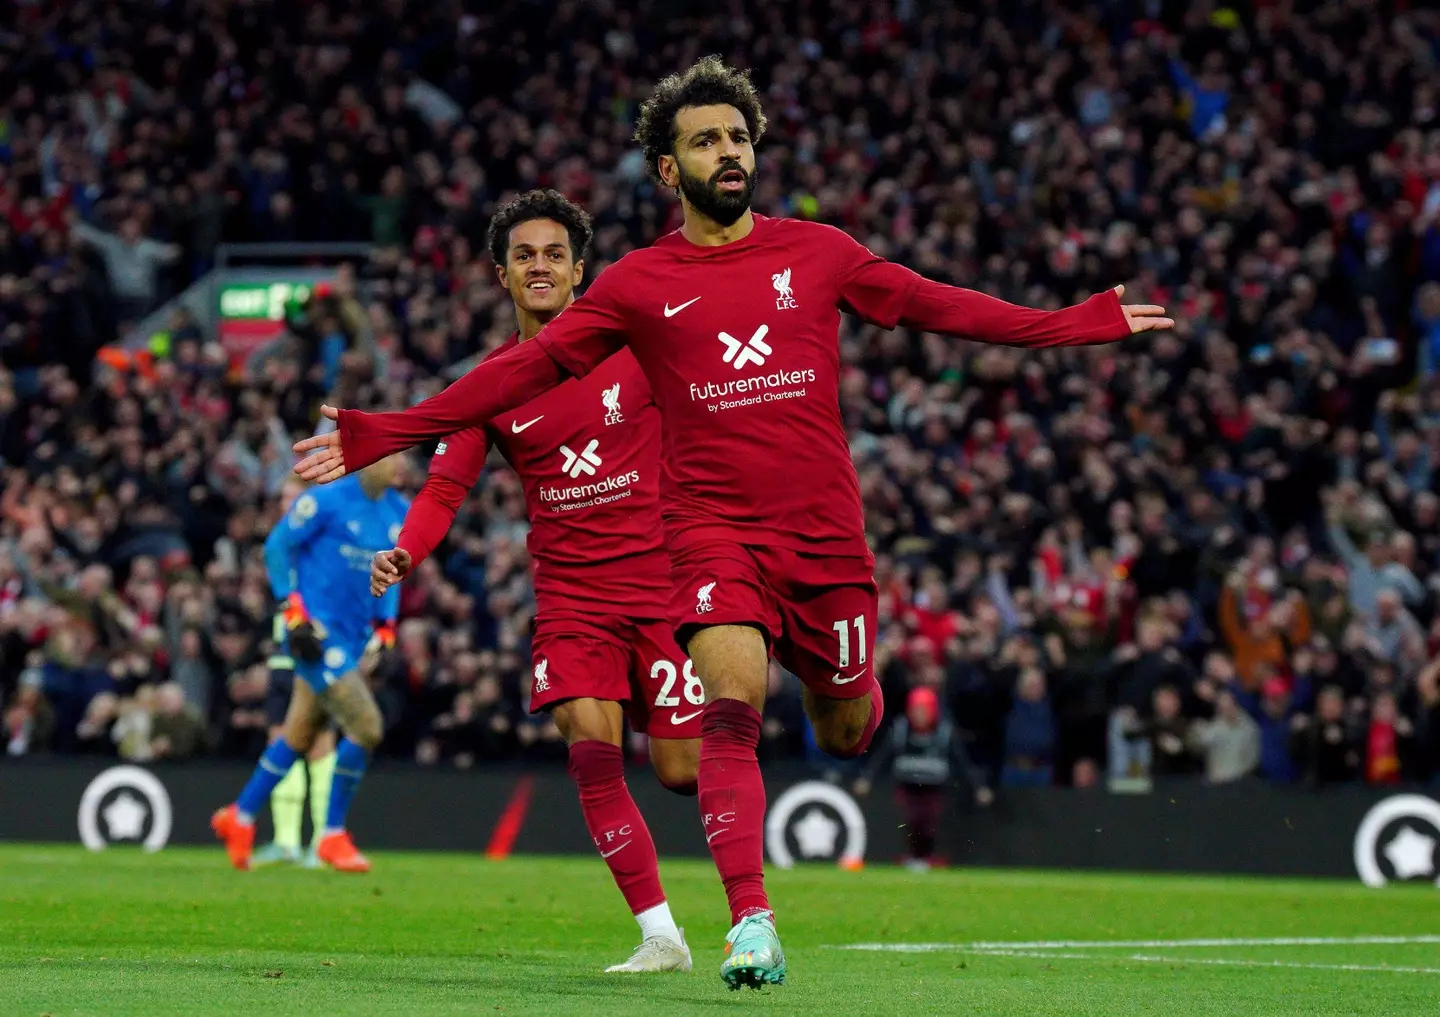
[{"left": 1, "top": 845, "right": 1436, "bottom": 1015}]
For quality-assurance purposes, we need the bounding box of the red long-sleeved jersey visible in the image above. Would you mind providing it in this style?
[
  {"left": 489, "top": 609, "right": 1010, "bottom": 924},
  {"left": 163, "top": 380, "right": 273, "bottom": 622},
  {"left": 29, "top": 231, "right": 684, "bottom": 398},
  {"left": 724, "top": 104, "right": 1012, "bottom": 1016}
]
[
  {"left": 396, "top": 336, "right": 667, "bottom": 616},
  {"left": 343, "top": 215, "right": 1132, "bottom": 559}
]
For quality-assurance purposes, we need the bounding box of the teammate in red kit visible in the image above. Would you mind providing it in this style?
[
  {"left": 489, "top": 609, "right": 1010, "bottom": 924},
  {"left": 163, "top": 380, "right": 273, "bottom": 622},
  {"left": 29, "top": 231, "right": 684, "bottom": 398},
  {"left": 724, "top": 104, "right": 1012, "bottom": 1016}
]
[
  {"left": 293, "top": 57, "right": 1175, "bottom": 989},
  {"left": 368, "top": 190, "right": 698, "bottom": 973}
]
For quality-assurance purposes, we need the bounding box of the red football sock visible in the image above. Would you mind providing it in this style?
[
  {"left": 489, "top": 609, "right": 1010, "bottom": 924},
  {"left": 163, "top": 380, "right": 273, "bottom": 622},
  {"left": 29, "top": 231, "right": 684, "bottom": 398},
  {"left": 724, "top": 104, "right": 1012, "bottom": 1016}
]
[
  {"left": 568, "top": 740, "right": 666, "bottom": 915},
  {"left": 698, "top": 698, "right": 770, "bottom": 925},
  {"left": 830, "top": 682, "right": 886, "bottom": 759}
]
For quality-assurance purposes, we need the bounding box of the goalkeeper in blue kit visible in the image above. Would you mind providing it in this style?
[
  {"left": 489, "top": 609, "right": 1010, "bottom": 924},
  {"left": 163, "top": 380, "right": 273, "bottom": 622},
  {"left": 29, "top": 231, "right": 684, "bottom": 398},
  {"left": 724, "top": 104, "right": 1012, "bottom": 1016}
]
[{"left": 213, "top": 456, "right": 409, "bottom": 872}]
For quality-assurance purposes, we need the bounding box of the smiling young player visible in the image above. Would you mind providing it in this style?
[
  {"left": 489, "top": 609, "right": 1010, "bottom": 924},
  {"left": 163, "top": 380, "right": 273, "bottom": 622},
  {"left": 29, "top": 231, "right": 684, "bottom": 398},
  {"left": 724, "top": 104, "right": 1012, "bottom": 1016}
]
[
  {"left": 368, "top": 190, "right": 700, "bottom": 974},
  {"left": 292, "top": 58, "right": 1175, "bottom": 989}
]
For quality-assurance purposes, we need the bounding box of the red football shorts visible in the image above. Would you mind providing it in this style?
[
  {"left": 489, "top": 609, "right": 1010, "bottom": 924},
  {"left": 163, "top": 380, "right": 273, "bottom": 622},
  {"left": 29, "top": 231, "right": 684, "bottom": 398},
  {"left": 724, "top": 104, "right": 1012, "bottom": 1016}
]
[
  {"left": 529, "top": 612, "right": 704, "bottom": 739},
  {"left": 668, "top": 541, "right": 878, "bottom": 700}
]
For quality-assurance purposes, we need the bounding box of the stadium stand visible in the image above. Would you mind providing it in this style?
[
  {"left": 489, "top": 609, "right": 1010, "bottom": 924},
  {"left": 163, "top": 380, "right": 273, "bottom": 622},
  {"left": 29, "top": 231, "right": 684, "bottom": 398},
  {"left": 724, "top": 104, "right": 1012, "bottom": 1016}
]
[{"left": 1, "top": 0, "right": 1439, "bottom": 790}]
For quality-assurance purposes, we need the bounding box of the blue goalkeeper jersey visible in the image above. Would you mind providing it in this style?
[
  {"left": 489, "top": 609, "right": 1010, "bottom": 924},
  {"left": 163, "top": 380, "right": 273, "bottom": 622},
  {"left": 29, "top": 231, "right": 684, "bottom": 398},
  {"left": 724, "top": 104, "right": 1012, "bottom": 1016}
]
[{"left": 264, "top": 475, "right": 410, "bottom": 648}]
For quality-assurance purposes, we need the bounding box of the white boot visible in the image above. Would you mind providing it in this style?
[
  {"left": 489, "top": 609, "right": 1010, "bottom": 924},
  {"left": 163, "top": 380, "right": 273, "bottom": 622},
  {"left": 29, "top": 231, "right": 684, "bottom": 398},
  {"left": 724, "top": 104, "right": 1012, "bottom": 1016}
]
[{"left": 605, "top": 929, "right": 693, "bottom": 973}]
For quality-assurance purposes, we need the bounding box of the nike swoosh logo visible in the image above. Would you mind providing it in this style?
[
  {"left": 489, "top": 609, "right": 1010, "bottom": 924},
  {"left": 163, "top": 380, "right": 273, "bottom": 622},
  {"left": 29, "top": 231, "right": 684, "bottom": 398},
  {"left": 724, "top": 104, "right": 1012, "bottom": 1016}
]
[
  {"left": 599, "top": 840, "right": 632, "bottom": 858},
  {"left": 664, "top": 297, "right": 701, "bottom": 318},
  {"left": 705, "top": 831, "right": 722, "bottom": 843},
  {"left": 830, "top": 667, "right": 868, "bottom": 685},
  {"left": 511, "top": 416, "right": 544, "bottom": 433},
  {"left": 670, "top": 710, "right": 704, "bottom": 726}
]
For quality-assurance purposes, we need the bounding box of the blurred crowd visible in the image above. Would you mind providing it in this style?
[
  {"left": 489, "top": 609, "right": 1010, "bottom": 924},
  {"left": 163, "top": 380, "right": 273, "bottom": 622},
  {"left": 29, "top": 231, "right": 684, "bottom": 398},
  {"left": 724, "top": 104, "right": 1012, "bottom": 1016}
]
[{"left": 3, "top": 0, "right": 1440, "bottom": 789}]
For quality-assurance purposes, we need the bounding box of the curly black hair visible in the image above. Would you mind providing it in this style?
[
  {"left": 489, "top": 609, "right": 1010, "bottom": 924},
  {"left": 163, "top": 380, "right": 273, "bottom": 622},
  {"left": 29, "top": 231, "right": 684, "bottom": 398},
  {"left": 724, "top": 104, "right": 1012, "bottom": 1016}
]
[
  {"left": 485, "top": 189, "right": 594, "bottom": 267},
  {"left": 633, "top": 56, "right": 768, "bottom": 183}
]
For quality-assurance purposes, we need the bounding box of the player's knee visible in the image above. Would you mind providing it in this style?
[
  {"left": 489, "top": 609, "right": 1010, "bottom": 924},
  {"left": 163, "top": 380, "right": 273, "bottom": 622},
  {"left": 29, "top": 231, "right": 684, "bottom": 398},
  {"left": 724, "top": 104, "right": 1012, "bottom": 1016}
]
[
  {"left": 823, "top": 723, "right": 875, "bottom": 759},
  {"left": 688, "top": 625, "right": 768, "bottom": 711},
  {"left": 814, "top": 721, "right": 867, "bottom": 758},
  {"left": 347, "top": 708, "right": 384, "bottom": 751},
  {"left": 701, "top": 673, "right": 766, "bottom": 712},
  {"left": 651, "top": 739, "right": 699, "bottom": 795},
  {"left": 811, "top": 692, "right": 880, "bottom": 759},
  {"left": 281, "top": 722, "right": 316, "bottom": 755},
  {"left": 552, "top": 698, "right": 623, "bottom": 746}
]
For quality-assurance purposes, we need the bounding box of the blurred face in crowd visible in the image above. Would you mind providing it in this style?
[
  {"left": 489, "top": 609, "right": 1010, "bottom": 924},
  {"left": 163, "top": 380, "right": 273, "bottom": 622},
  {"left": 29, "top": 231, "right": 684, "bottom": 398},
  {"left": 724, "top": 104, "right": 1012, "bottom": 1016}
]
[
  {"left": 400, "top": 618, "right": 430, "bottom": 655},
  {"left": 906, "top": 689, "right": 939, "bottom": 731},
  {"left": 1318, "top": 686, "right": 1344, "bottom": 723},
  {"left": 1137, "top": 617, "right": 1166, "bottom": 653},
  {"left": 1261, "top": 677, "right": 1289, "bottom": 719},
  {"left": 1153, "top": 685, "right": 1181, "bottom": 721},
  {"left": 1216, "top": 690, "right": 1240, "bottom": 722},
  {"left": 1390, "top": 532, "right": 1415, "bottom": 567},
  {"left": 1016, "top": 668, "right": 1046, "bottom": 703},
  {"left": 156, "top": 683, "right": 185, "bottom": 716},
  {"left": 1415, "top": 493, "right": 1439, "bottom": 529},
  {"left": 496, "top": 217, "right": 583, "bottom": 317},
  {"left": 662, "top": 104, "right": 757, "bottom": 227}
]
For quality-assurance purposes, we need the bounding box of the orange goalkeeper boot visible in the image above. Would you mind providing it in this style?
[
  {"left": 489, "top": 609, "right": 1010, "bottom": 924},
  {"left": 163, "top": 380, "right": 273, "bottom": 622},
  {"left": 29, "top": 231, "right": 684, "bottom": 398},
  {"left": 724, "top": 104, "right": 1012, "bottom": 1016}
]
[
  {"left": 316, "top": 830, "right": 372, "bottom": 873},
  {"left": 210, "top": 804, "right": 255, "bottom": 870}
]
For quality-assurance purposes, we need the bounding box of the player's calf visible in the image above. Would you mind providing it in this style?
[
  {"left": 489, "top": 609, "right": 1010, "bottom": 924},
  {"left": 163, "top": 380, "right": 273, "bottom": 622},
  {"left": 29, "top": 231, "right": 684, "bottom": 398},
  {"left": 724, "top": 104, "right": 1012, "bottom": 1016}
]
[
  {"left": 804, "top": 683, "right": 884, "bottom": 759},
  {"left": 315, "top": 672, "right": 383, "bottom": 873},
  {"left": 215, "top": 682, "right": 328, "bottom": 870},
  {"left": 561, "top": 718, "right": 686, "bottom": 966},
  {"left": 687, "top": 626, "right": 772, "bottom": 929},
  {"left": 571, "top": 739, "right": 689, "bottom": 967},
  {"left": 330, "top": 687, "right": 383, "bottom": 750}
]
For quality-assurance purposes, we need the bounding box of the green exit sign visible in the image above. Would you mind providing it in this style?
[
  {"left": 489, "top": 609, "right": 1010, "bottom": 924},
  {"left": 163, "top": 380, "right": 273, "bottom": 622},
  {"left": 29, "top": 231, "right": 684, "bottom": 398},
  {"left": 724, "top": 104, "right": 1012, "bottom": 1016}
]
[{"left": 219, "top": 282, "right": 313, "bottom": 320}]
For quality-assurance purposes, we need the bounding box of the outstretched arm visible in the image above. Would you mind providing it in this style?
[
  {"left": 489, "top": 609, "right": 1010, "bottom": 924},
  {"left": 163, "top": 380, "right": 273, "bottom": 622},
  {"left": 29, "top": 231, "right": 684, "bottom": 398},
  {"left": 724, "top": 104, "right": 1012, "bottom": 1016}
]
[
  {"left": 294, "top": 271, "right": 629, "bottom": 482},
  {"left": 896, "top": 278, "right": 1167, "bottom": 346},
  {"left": 830, "top": 227, "right": 1172, "bottom": 346},
  {"left": 297, "top": 340, "right": 565, "bottom": 481}
]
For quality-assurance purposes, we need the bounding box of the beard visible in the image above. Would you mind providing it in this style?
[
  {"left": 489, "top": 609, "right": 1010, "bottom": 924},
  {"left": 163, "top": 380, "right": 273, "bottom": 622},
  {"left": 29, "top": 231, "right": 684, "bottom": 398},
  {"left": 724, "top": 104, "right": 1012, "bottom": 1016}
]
[{"left": 676, "top": 159, "right": 755, "bottom": 227}]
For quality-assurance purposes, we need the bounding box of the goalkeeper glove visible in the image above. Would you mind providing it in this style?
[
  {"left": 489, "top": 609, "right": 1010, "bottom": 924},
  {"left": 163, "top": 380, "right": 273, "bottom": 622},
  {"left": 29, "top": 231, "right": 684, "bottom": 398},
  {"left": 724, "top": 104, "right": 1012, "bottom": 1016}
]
[
  {"left": 367, "top": 621, "right": 397, "bottom": 654},
  {"left": 277, "top": 593, "right": 327, "bottom": 663},
  {"left": 361, "top": 621, "right": 397, "bottom": 677}
]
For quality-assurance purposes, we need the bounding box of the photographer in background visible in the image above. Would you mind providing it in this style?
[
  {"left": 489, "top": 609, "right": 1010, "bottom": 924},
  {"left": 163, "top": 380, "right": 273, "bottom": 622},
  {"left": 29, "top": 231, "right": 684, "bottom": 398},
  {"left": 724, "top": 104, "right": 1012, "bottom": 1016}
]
[{"left": 854, "top": 686, "right": 991, "bottom": 872}]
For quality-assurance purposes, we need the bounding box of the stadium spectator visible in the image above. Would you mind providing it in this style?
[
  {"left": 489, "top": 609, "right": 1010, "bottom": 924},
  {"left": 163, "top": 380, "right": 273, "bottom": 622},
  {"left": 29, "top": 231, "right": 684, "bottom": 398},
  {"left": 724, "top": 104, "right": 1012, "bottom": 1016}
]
[
  {"left": 67, "top": 213, "right": 181, "bottom": 325},
  {"left": 0, "top": 0, "right": 1437, "bottom": 791},
  {"left": 1294, "top": 683, "right": 1363, "bottom": 785},
  {"left": 4, "top": 662, "right": 55, "bottom": 755},
  {"left": 1001, "top": 668, "right": 1056, "bottom": 787},
  {"left": 1108, "top": 616, "right": 1196, "bottom": 780},
  {"left": 1146, "top": 684, "right": 1197, "bottom": 777},
  {"left": 149, "top": 681, "right": 210, "bottom": 760},
  {"left": 1189, "top": 690, "right": 1261, "bottom": 786}
]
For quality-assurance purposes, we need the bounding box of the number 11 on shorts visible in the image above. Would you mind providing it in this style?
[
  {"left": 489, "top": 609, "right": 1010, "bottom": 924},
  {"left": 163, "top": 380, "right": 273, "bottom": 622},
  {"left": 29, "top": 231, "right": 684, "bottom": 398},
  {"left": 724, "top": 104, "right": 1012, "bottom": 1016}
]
[{"left": 832, "top": 615, "right": 867, "bottom": 669}]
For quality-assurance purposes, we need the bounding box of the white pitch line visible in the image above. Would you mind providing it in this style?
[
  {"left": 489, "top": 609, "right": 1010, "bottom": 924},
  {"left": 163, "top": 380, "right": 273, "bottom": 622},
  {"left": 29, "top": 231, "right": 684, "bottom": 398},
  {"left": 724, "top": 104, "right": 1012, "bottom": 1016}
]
[
  {"left": 830, "top": 934, "right": 1440, "bottom": 952},
  {"left": 966, "top": 949, "right": 1440, "bottom": 977}
]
